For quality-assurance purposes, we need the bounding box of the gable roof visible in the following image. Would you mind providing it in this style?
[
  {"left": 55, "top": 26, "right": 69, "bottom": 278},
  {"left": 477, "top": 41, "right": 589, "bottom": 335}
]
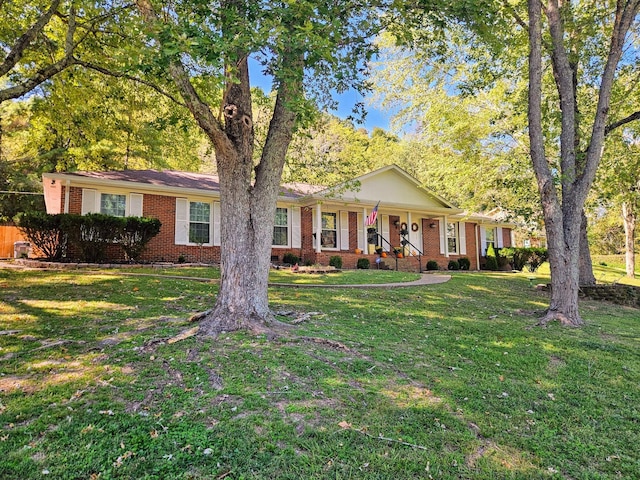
[{"left": 308, "top": 164, "right": 462, "bottom": 213}]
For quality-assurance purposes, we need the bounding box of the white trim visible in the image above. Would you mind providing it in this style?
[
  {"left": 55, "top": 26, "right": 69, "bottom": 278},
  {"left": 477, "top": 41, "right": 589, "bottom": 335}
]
[
  {"left": 340, "top": 211, "right": 349, "bottom": 250},
  {"left": 129, "top": 193, "right": 143, "bottom": 217},
  {"left": 357, "top": 213, "right": 364, "bottom": 250},
  {"left": 496, "top": 227, "right": 504, "bottom": 248},
  {"left": 480, "top": 227, "right": 487, "bottom": 255},
  {"left": 175, "top": 198, "right": 189, "bottom": 245},
  {"left": 315, "top": 203, "right": 322, "bottom": 253},
  {"left": 291, "top": 207, "right": 301, "bottom": 248},
  {"left": 81, "top": 189, "right": 98, "bottom": 214},
  {"left": 439, "top": 218, "right": 447, "bottom": 256},
  {"left": 381, "top": 214, "right": 390, "bottom": 248},
  {"left": 64, "top": 180, "right": 70, "bottom": 214},
  {"left": 213, "top": 202, "right": 221, "bottom": 246},
  {"left": 459, "top": 221, "right": 467, "bottom": 255}
]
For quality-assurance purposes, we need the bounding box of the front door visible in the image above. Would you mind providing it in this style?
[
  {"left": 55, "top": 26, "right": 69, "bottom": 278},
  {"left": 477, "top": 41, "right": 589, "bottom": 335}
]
[{"left": 389, "top": 215, "right": 401, "bottom": 248}]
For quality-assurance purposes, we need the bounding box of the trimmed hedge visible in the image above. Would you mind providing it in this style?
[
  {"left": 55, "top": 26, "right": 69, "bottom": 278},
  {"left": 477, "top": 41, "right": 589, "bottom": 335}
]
[
  {"left": 329, "top": 255, "right": 343, "bottom": 269},
  {"left": 18, "top": 212, "right": 161, "bottom": 263},
  {"left": 16, "top": 212, "right": 67, "bottom": 260}
]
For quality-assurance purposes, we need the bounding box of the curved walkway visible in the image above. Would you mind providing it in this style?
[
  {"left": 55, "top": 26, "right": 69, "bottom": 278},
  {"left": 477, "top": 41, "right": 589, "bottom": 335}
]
[
  {"left": 269, "top": 273, "right": 451, "bottom": 288},
  {"left": 0, "top": 260, "right": 451, "bottom": 288}
]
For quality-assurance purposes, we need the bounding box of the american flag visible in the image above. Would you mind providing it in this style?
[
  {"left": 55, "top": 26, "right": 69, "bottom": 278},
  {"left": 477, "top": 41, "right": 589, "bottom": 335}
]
[{"left": 365, "top": 202, "right": 380, "bottom": 227}]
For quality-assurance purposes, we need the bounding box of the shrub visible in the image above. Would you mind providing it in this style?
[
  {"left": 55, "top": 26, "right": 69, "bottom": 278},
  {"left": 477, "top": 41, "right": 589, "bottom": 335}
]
[
  {"left": 119, "top": 217, "right": 162, "bottom": 262},
  {"left": 458, "top": 257, "right": 471, "bottom": 270},
  {"left": 356, "top": 258, "right": 370, "bottom": 269},
  {"left": 178, "top": 254, "right": 186, "bottom": 264},
  {"left": 426, "top": 260, "right": 439, "bottom": 271},
  {"left": 65, "top": 213, "right": 122, "bottom": 262},
  {"left": 282, "top": 252, "right": 300, "bottom": 265},
  {"left": 527, "top": 248, "right": 549, "bottom": 272},
  {"left": 484, "top": 255, "right": 499, "bottom": 271},
  {"left": 17, "top": 211, "right": 66, "bottom": 260},
  {"left": 495, "top": 248, "right": 511, "bottom": 269},
  {"left": 329, "top": 255, "right": 343, "bottom": 269},
  {"left": 448, "top": 260, "right": 460, "bottom": 270}
]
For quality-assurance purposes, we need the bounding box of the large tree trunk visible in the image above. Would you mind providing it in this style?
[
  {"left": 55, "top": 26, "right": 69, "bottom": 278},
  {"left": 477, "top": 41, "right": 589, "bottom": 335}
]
[
  {"left": 622, "top": 201, "right": 636, "bottom": 278},
  {"left": 579, "top": 210, "right": 596, "bottom": 286}
]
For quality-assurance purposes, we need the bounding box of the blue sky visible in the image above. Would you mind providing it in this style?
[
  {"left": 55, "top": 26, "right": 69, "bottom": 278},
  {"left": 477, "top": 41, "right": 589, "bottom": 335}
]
[{"left": 248, "top": 58, "right": 391, "bottom": 132}]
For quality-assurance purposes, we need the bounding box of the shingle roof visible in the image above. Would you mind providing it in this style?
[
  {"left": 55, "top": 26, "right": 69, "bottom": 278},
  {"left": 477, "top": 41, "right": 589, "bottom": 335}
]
[{"left": 61, "top": 170, "right": 320, "bottom": 199}]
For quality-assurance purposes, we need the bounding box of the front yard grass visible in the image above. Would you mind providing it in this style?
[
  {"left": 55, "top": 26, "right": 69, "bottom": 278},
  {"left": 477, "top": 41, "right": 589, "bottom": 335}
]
[{"left": 0, "top": 266, "right": 639, "bottom": 479}]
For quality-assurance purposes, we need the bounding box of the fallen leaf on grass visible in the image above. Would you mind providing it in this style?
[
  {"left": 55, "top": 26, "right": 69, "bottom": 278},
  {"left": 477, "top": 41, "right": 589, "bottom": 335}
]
[
  {"left": 338, "top": 421, "right": 352, "bottom": 429},
  {"left": 113, "top": 451, "right": 134, "bottom": 468},
  {"left": 150, "top": 429, "right": 159, "bottom": 438}
]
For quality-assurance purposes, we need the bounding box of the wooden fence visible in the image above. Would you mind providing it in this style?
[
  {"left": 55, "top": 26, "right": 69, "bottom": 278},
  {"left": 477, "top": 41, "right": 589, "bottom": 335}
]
[{"left": 0, "top": 225, "right": 26, "bottom": 258}]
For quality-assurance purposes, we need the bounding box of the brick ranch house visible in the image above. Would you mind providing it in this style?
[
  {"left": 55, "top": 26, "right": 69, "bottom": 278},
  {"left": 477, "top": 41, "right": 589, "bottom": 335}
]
[{"left": 42, "top": 165, "right": 514, "bottom": 271}]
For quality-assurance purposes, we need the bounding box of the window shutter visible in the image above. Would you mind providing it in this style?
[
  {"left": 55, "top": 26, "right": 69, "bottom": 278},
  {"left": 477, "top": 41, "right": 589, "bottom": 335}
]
[
  {"left": 129, "top": 193, "right": 143, "bottom": 217},
  {"left": 213, "top": 202, "right": 221, "bottom": 246},
  {"left": 439, "top": 218, "right": 446, "bottom": 255},
  {"left": 291, "top": 207, "right": 301, "bottom": 248},
  {"left": 175, "top": 198, "right": 189, "bottom": 245},
  {"left": 381, "top": 215, "right": 390, "bottom": 247},
  {"left": 480, "top": 227, "right": 487, "bottom": 255},
  {"left": 81, "top": 189, "right": 98, "bottom": 215},
  {"left": 458, "top": 222, "right": 467, "bottom": 255},
  {"left": 340, "top": 211, "right": 349, "bottom": 250},
  {"left": 357, "top": 213, "right": 364, "bottom": 250},
  {"left": 496, "top": 227, "right": 504, "bottom": 248}
]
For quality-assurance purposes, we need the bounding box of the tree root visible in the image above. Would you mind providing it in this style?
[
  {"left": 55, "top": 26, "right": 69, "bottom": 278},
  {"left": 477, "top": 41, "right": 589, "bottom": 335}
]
[{"left": 536, "top": 309, "right": 584, "bottom": 327}]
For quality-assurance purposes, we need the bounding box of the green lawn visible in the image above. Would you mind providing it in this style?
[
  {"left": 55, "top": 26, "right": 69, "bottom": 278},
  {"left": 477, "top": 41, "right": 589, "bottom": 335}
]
[{"left": 1, "top": 266, "right": 639, "bottom": 479}]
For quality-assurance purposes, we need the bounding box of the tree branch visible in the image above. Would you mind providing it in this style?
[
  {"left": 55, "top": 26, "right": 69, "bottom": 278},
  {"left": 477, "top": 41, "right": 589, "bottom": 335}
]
[
  {"left": 0, "top": 55, "right": 76, "bottom": 103},
  {"left": 503, "top": 0, "right": 528, "bottom": 31},
  {"left": 0, "top": 0, "right": 62, "bottom": 78},
  {"left": 74, "top": 60, "right": 185, "bottom": 106},
  {"left": 605, "top": 110, "right": 640, "bottom": 136},
  {"left": 135, "top": 0, "right": 228, "bottom": 153}
]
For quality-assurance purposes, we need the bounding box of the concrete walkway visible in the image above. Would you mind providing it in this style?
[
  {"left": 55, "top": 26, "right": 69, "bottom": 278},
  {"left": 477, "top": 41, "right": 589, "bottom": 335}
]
[
  {"left": 269, "top": 273, "right": 451, "bottom": 288},
  {"left": 0, "top": 260, "right": 451, "bottom": 288}
]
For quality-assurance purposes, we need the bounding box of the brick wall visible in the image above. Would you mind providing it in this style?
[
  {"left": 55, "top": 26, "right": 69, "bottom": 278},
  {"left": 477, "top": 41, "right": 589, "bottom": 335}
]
[{"left": 64, "top": 187, "right": 484, "bottom": 269}]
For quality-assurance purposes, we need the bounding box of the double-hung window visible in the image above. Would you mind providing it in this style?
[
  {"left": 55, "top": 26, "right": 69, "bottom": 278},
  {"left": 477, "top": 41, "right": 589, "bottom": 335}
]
[
  {"left": 100, "top": 194, "right": 126, "bottom": 217},
  {"left": 189, "top": 202, "right": 211, "bottom": 244},
  {"left": 447, "top": 222, "right": 458, "bottom": 254},
  {"left": 273, "top": 208, "right": 288, "bottom": 246},
  {"left": 321, "top": 212, "right": 337, "bottom": 248},
  {"left": 485, "top": 227, "right": 496, "bottom": 253}
]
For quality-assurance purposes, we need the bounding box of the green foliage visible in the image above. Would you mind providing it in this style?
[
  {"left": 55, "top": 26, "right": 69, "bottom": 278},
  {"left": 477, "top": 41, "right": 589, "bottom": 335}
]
[
  {"left": 458, "top": 257, "right": 471, "bottom": 270},
  {"left": 16, "top": 211, "right": 66, "bottom": 260},
  {"left": 486, "top": 243, "right": 496, "bottom": 258},
  {"left": 448, "top": 259, "right": 460, "bottom": 270},
  {"left": 119, "top": 217, "right": 162, "bottom": 262},
  {"left": 526, "top": 248, "right": 549, "bottom": 273},
  {"left": 19, "top": 212, "right": 161, "bottom": 262},
  {"left": 426, "top": 260, "right": 439, "bottom": 271},
  {"left": 356, "top": 257, "right": 370, "bottom": 269},
  {"left": 484, "top": 255, "right": 499, "bottom": 271},
  {"left": 328, "top": 255, "right": 342, "bottom": 269},
  {"left": 282, "top": 252, "right": 300, "bottom": 265}
]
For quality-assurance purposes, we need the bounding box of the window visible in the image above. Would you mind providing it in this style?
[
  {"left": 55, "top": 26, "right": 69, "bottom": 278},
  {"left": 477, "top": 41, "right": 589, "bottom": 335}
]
[
  {"left": 273, "top": 207, "right": 288, "bottom": 246},
  {"left": 447, "top": 222, "right": 458, "bottom": 254},
  {"left": 321, "top": 212, "right": 337, "bottom": 248},
  {"left": 100, "top": 194, "right": 126, "bottom": 217},
  {"left": 189, "top": 202, "right": 211, "bottom": 244},
  {"left": 485, "top": 227, "right": 496, "bottom": 252}
]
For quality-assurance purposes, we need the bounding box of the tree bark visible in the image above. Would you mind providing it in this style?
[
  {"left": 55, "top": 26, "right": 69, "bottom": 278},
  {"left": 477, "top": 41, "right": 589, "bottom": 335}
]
[
  {"left": 579, "top": 210, "right": 596, "bottom": 286},
  {"left": 622, "top": 201, "right": 636, "bottom": 278},
  {"left": 136, "top": 0, "right": 301, "bottom": 336}
]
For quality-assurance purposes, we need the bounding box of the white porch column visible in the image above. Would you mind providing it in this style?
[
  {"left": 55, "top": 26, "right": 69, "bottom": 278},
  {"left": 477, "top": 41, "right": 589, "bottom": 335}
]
[
  {"left": 362, "top": 207, "right": 368, "bottom": 249},
  {"left": 443, "top": 215, "right": 449, "bottom": 257},
  {"left": 316, "top": 203, "right": 322, "bottom": 253}
]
